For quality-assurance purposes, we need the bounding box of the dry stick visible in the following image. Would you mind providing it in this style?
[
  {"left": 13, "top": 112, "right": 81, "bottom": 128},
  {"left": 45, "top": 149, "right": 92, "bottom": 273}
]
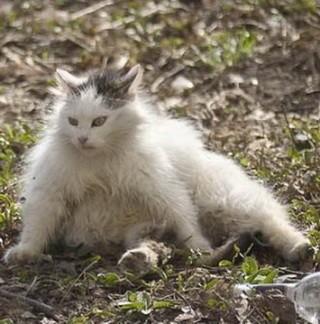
[
  {"left": 212, "top": 290, "right": 231, "bottom": 308},
  {"left": 70, "top": 0, "right": 115, "bottom": 20},
  {"left": 173, "top": 288, "right": 192, "bottom": 308},
  {"left": 65, "top": 33, "right": 94, "bottom": 52},
  {"left": 150, "top": 65, "right": 185, "bottom": 93},
  {"left": 0, "top": 288, "right": 58, "bottom": 320},
  {"left": 60, "top": 259, "right": 99, "bottom": 304},
  {"left": 25, "top": 275, "right": 38, "bottom": 296},
  {"left": 280, "top": 100, "right": 297, "bottom": 147},
  {"left": 239, "top": 305, "right": 257, "bottom": 323}
]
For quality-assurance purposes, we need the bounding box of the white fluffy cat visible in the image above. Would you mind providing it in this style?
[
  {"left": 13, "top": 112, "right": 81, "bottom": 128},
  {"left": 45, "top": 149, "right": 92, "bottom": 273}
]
[{"left": 4, "top": 64, "right": 311, "bottom": 271}]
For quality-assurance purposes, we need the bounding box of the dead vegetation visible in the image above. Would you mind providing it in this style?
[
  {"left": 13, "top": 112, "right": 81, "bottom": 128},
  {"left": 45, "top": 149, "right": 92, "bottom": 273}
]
[{"left": 0, "top": 0, "right": 319, "bottom": 323}]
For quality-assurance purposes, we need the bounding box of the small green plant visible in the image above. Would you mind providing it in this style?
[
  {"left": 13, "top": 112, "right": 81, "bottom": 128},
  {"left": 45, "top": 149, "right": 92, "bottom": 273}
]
[
  {"left": 201, "top": 28, "right": 257, "bottom": 69},
  {"left": 206, "top": 297, "right": 227, "bottom": 310},
  {"left": 97, "top": 272, "right": 121, "bottom": 287},
  {"left": 0, "top": 194, "right": 20, "bottom": 230},
  {"left": 0, "top": 124, "right": 36, "bottom": 185},
  {"left": 286, "top": 0, "right": 317, "bottom": 13},
  {"left": 68, "top": 315, "right": 89, "bottom": 324},
  {"left": 239, "top": 256, "right": 278, "bottom": 284},
  {"left": 68, "top": 307, "right": 114, "bottom": 323},
  {"left": 0, "top": 319, "right": 14, "bottom": 324},
  {"left": 0, "top": 123, "right": 37, "bottom": 229},
  {"left": 118, "top": 291, "right": 176, "bottom": 315},
  {"left": 204, "top": 278, "right": 220, "bottom": 290}
]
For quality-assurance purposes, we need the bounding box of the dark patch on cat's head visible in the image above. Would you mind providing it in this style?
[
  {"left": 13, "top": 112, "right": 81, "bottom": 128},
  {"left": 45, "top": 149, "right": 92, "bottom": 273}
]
[
  {"left": 57, "top": 65, "right": 143, "bottom": 109},
  {"left": 79, "top": 69, "right": 130, "bottom": 109}
]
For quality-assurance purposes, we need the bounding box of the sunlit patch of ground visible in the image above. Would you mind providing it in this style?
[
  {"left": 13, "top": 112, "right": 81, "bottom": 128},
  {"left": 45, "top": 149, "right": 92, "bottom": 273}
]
[{"left": 0, "top": 0, "right": 319, "bottom": 322}]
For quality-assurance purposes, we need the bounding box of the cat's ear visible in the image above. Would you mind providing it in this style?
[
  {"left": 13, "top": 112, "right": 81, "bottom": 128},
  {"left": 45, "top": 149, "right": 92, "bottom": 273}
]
[
  {"left": 118, "top": 64, "right": 143, "bottom": 95},
  {"left": 55, "top": 69, "right": 85, "bottom": 93}
]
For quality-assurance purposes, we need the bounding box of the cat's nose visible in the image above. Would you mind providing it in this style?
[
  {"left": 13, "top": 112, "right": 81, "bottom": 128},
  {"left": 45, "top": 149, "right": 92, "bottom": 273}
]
[{"left": 78, "top": 136, "right": 88, "bottom": 145}]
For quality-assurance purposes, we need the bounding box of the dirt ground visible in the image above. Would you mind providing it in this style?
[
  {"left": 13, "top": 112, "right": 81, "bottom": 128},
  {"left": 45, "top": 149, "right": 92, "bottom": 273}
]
[{"left": 0, "top": 0, "right": 319, "bottom": 323}]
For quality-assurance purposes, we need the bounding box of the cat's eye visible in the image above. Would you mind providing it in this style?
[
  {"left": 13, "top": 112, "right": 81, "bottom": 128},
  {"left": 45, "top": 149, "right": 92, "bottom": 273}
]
[
  {"left": 68, "top": 117, "right": 79, "bottom": 126},
  {"left": 92, "top": 116, "right": 107, "bottom": 127}
]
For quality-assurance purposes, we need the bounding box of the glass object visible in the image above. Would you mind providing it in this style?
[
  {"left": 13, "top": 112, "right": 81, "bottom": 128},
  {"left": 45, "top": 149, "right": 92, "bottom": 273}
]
[{"left": 234, "top": 272, "right": 320, "bottom": 324}]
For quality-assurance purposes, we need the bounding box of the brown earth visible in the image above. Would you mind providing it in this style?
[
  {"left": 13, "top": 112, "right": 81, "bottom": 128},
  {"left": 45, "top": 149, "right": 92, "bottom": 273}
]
[{"left": 0, "top": 0, "right": 319, "bottom": 323}]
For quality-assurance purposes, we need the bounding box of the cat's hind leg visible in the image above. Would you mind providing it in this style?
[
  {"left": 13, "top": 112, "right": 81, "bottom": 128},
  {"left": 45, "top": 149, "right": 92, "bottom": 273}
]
[
  {"left": 254, "top": 201, "right": 312, "bottom": 261},
  {"left": 223, "top": 185, "right": 311, "bottom": 262},
  {"left": 197, "top": 154, "right": 312, "bottom": 263}
]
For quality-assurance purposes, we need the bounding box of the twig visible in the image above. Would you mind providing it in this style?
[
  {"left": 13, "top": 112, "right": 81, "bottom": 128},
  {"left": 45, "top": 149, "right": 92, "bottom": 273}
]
[
  {"left": 280, "top": 100, "right": 297, "bottom": 147},
  {"left": 70, "top": 0, "right": 115, "bottom": 21},
  {"left": 172, "top": 288, "right": 192, "bottom": 309},
  {"left": 0, "top": 288, "right": 57, "bottom": 319},
  {"left": 150, "top": 65, "right": 185, "bottom": 93},
  {"left": 96, "top": 16, "right": 135, "bottom": 32},
  {"left": 60, "top": 258, "right": 99, "bottom": 304},
  {"left": 238, "top": 304, "right": 257, "bottom": 323},
  {"left": 278, "top": 267, "right": 308, "bottom": 277},
  {"left": 64, "top": 33, "right": 94, "bottom": 52},
  {"left": 26, "top": 276, "right": 38, "bottom": 296},
  {"left": 212, "top": 290, "right": 231, "bottom": 308}
]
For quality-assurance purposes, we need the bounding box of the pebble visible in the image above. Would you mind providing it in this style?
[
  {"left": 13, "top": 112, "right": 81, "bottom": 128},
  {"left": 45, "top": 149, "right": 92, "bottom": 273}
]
[
  {"left": 21, "top": 311, "right": 37, "bottom": 319},
  {"left": 171, "top": 76, "right": 194, "bottom": 92},
  {"left": 294, "top": 133, "right": 313, "bottom": 150}
]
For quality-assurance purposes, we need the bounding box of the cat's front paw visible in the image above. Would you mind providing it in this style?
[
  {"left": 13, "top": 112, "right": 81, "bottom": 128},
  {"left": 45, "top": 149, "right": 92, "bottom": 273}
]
[
  {"left": 287, "top": 239, "right": 314, "bottom": 262},
  {"left": 3, "top": 244, "right": 41, "bottom": 264},
  {"left": 118, "top": 248, "right": 157, "bottom": 275}
]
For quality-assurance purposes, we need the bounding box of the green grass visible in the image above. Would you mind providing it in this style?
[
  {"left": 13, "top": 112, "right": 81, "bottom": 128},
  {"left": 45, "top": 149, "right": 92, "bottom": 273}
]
[
  {"left": 0, "top": 124, "right": 36, "bottom": 230},
  {"left": 201, "top": 28, "right": 257, "bottom": 69}
]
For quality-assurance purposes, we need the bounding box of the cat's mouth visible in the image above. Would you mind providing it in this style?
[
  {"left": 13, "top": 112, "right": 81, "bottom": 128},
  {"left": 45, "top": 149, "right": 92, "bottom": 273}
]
[{"left": 79, "top": 144, "right": 96, "bottom": 151}]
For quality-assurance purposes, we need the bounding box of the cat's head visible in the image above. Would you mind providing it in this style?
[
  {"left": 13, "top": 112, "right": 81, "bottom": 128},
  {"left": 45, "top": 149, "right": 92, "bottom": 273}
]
[{"left": 52, "top": 65, "right": 143, "bottom": 155}]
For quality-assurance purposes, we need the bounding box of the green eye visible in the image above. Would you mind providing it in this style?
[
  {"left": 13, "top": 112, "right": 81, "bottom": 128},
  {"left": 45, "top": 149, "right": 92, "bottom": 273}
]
[
  {"left": 68, "top": 117, "right": 78, "bottom": 126},
  {"left": 92, "top": 116, "right": 107, "bottom": 127}
]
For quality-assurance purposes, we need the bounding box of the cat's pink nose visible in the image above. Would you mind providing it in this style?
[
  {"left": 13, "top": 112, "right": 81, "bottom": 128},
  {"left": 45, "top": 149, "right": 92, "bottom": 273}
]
[{"left": 78, "top": 136, "right": 88, "bottom": 145}]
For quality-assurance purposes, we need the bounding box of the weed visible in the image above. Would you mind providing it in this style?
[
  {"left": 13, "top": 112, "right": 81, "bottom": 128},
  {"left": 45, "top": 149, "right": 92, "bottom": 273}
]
[{"left": 0, "top": 124, "right": 36, "bottom": 230}]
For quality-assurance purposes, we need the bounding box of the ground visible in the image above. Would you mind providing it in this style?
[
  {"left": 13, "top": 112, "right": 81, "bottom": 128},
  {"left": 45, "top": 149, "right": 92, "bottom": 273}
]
[{"left": 0, "top": 0, "right": 319, "bottom": 323}]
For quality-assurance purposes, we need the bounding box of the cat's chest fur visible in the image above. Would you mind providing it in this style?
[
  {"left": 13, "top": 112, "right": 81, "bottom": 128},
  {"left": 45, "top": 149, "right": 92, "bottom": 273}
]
[
  {"left": 63, "top": 184, "right": 148, "bottom": 249},
  {"left": 61, "top": 151, "right": 150, "bottom": 245}
]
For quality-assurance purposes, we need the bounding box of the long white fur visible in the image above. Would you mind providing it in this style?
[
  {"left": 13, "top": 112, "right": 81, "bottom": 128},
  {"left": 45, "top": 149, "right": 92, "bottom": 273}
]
[{"left": 4, "top": 66, "right": 309, "bottom": 264}]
